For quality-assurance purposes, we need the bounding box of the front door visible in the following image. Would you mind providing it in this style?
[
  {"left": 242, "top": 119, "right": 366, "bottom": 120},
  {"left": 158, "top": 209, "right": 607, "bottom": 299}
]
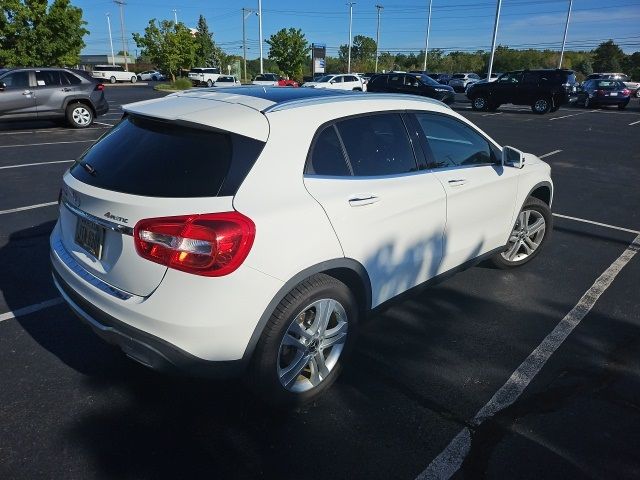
[
  {"left": 303, "top": 112, "right": 447, "bottom": 307},
  {"left": 412, "top": 112, "right": 520, "bottom": 273},
  {"left": 0, "top": 70, "right": 37, "bottom": 118},
  {"left": 491, "top": 71, "right": 522, "bottom": 105}
]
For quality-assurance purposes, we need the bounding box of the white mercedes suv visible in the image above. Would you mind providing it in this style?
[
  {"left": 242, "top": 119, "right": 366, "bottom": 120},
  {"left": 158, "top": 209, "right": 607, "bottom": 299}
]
[{"left": 51, "top": 87, "right": 553, "bottom": 404}]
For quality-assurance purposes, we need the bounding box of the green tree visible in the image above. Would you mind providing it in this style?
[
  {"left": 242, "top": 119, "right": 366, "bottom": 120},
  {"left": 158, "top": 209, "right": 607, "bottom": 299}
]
[
  {"left": 266, "top": 28, "right": 308, "bottom": 79},
  {"left": 0, "top": 0, "right": 88, "bottom": 66},
  {"left": 133, "top": 19, "right": 197, "bottom": 82},
  {"left": 592, "top": 40, "right": 625, "bottom": 72},
  {"left": 194, "top": 14, "right": 223, "bottom": 67},
  {"left": 339, "top": 35, "right": 377, "bottom": 72}
]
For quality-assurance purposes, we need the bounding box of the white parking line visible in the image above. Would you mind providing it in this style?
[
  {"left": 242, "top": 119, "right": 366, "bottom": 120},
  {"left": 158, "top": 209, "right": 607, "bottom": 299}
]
[
  {"left": 0, "top": 139, "right": 96, "bottom": 148},
  {"left": 538, "top": 149, "right": 562, "bottom": 159},
  {"left": 417, "top": 233, "right": 640, "bottom": 480},
  {"left": 549, "top": 111, "right": 595, "bottom": 121},
  {"left": 0, "top": 298, "right": 64, "bottom": 323},
  {"left": 629, "top": 120, "right": 640, "bottom": 126},
  {"left": 0, "top": 159, "right": 74, "bottom": 170},
  {"left": 0, "top": 201, "right": 58, "bottom": 215},
  {"left": 482, "top": 112, "right": 502, "bottom": 117},
  {"left": 93, "top": 121, "right": 115, "bottom": 127},
  {"left": 553, "top": 213, "right": 640, "bottom": 235}
]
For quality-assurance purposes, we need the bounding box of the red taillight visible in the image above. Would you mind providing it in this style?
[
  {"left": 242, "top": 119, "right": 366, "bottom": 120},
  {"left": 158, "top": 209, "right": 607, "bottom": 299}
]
[
  {"left": 134, "top": 212, "right": 255, "bottom": 277},
  {"left": 622, "top": 88, "right": 630, "bottom": 96},
  {"left": 95, "top": 83, "right": 104, "bottom": 91},
  {"left": 595, "top": 89, "right": 605, "bottom": 96}
]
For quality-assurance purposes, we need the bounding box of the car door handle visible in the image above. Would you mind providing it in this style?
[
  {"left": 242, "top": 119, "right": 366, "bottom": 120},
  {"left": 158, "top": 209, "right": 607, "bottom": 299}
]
[
  {"left": 447, "top": 179, "right": 467, "bottom": 187},
  {"left": 62, "top": 87, "right": 72, "bottom": 92},
  {"left": 348, "top": 195, "right": 380, "bottom": 207},
  {"left": 22, "top": 90, "right": 33, "bottom": 95}
]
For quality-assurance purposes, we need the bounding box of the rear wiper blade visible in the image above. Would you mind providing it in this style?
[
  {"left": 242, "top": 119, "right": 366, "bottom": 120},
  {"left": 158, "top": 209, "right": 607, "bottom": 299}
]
[{"left": 81, "top": 162, "right": 97, "bottom": 176}]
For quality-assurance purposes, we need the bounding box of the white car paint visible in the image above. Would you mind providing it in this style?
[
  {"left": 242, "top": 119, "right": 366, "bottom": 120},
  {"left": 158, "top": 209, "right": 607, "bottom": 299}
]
[
  {"left": 50, "top": 89, "right": 552, "bottom": 370},
  {"left": 91, "top": 65, "right": 136, "bottom": 83},
  {"left": 137, "top": 70, "right": 164, "bottom": 81},
  {"left": 302, "top": 74, "right": 366, "bottom": 92}
]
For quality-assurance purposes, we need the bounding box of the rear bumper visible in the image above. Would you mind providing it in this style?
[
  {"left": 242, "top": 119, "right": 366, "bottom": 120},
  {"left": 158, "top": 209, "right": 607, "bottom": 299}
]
[
  {"left": 52, "top": 267, "right": 244, "bottom": 378},
  {"left": 591, "top": 96, "right": 630, "bottom": 105},
  {"left": 94, "top": 98, "right": 109, "bottom": 116}
]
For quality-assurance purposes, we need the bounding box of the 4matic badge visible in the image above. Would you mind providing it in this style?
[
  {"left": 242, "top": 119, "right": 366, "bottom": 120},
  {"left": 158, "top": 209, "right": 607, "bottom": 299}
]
[{"left": 104, "top": 212, "right": 129, "bottom": 223}]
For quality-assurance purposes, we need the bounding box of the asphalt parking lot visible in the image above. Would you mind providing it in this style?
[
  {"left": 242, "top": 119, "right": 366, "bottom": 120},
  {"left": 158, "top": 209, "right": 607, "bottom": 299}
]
[{"left": 1, "top": 86, "right": 639, "bottom": 480}]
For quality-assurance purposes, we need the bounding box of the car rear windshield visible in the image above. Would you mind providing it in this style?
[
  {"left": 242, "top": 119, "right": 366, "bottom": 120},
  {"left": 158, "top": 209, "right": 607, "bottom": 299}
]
[
  {"left": 595, "top": 80, "right": 625, "bottom": 90},
  {"left": 452, "top": 74, "right": 465, "bottom": 79},
  {"left": 70, "top": 115, "right": 265, "bottom": 198},
  {"left": 190, "top": 68, "right": 204, "bottom": 73}
]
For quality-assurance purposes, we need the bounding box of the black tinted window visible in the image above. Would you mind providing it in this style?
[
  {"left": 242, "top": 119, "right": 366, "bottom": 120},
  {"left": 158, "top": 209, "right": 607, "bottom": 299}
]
[
  {"left": 336, "top": 114, "right": 417, "bottom": 176},
  {"left": 62, "top": 71, "right": 82, "bottom": 85},
  {"left": 36, "top": 70, "right": 61, "bottom": 86},
  {"left": 70, "top": 116, "right": 264, "bottom": 197},
  {"left": 2, "top": 71, "right": 29, "bottom": 87},
  {"left": 369, "top": 75, "right": 386, "bottom": 87},
  {"left": 307, "top": 126, "right": 350, "bottom": 176},
  {"left": 415, "top": 113, "right": 493, "bottom": 168}
]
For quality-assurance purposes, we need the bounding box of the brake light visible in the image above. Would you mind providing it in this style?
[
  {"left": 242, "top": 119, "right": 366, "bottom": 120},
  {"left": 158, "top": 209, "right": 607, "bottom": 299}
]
[
  {"left": 622, "top": 88, "right": 630, "bottom": 96},
  {"left": 134, "top": 212, "right": 255, "bottom": 277},
  {"left": 595, "top": 89, "right": 605, "bottom": 96},
  {"left": 95, "top": 83, "right": 104, "bottom": 91}
]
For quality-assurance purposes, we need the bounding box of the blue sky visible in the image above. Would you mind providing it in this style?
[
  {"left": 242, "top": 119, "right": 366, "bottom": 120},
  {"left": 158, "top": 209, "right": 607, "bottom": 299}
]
[{"left": 76, "top": 0, "right": 640, "bottom": 57}]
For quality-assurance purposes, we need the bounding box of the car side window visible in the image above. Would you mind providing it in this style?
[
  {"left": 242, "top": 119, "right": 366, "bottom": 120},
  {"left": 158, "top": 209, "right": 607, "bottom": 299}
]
[
  {"left": 2, "top": 71, "right": 30, "bottom": 88},
  {"left": 307, "top": 125, "right": 351, "bottom": 176},
  {"left": 414, "top": 113, "right": 494, "bottom": 169},
  {"left": 370, "top": 75, "right": 386, "bottom": 87},
  {"left": 389, "top": 75, "right": 403, "bottom": 87},
  {"left": 522, "top": 72, "right": 538, "bottom": 85},
  {"left": 336, "top": 113, "right": 417, "bottom": 176},
  {"left": 36, "top": 70, "right": 61, "bottom": 86},
  {"left": 405, "top": 75, "right": 419, "bottom": 87},
  {"left": 498, "top": 72, "right": 520, "bottom": 84},
  {"left": 61, "top": 71, "right": 82, "bottom": 85}
]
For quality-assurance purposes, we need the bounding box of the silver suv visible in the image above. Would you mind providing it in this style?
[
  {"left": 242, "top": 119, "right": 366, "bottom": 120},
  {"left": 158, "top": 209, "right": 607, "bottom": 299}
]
[{"left": 0, "top": 68, "right": 109, "bottom": 128}]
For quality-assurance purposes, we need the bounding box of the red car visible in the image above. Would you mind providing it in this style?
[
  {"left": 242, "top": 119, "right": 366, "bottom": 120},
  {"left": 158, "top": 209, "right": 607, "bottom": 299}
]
[{"left": 278, "top": 78, "right": 299, "bottom": 87}]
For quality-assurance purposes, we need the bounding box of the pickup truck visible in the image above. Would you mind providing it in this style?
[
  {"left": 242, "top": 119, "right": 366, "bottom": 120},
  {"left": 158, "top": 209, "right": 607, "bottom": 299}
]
[
  {"left": 91, "top": 65, "right": 137, "bottom": 84},
  {"left": 188, "top": 67, "right": 221, "bottom": 87}
]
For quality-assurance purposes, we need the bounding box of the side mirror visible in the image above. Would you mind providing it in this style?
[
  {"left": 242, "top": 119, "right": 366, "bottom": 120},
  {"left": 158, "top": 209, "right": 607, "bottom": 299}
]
[
  {"left": 330, "top": 80, "right": 336, "bottom": 84},
  {"left": 0, "top": 82, "right": 6, "bottom": 91},
  {"left": 502, "top": 146, "right": 525, "bottom": 169}
]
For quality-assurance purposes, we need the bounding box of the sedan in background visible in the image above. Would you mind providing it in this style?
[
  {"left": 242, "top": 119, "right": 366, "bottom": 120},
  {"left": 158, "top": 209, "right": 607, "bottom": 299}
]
[
  {"left": 214, "top": 75, "right": 241, "bottom": 86},
  {"left": 367, "top": 72, "right": 455, "bottom": 104},
  {"left": 449, "top": 72, "right": 481, "bottom": 92},
  {"left": 576, "top": 79, "right": 631, "bottom": 109},
  {"left": 137, "top": 70, "right": 165, "bottom": 81}
]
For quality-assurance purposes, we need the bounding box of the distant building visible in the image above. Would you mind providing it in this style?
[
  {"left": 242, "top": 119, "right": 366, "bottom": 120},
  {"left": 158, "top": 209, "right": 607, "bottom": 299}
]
[{"left": 79, "top": 54, "right": 137, "bottom": 69}]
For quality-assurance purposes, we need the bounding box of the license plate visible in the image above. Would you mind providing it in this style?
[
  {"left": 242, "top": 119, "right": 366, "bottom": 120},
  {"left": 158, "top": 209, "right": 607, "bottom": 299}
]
[
  {"left": 75, "top": 217, "right": 105, "bottom": 259},
  {"left": 610, "top": 92, "right": 618, "bottom": 96}
]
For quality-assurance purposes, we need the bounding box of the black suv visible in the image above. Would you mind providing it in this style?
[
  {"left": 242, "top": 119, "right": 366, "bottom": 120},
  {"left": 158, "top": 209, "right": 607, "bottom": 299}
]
[
  {"left": 0, "top": 67, "right": 109, "bottom": 128},
  {"left": 367, "top": 72, "right": 455, "bottom": 104},
  {"left": 466, "top": 69, "right": 577, "bottom": 114}
]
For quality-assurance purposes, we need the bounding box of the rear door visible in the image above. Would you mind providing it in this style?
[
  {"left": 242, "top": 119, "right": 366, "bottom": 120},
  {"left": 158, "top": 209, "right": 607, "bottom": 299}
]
[
  {"left": 412, "top": 112, "right": 520, "bottom": 273},
  {"left": 59, "top": 113, "right": 266, "bottom": 296},
  {"left": 303, "top": 113, "right": 447, "bottom": 307},
  {"left": 35, "top": 70, "right": 69, "bottom": 116},
  {"left": 0, "top": 70, "right": 37, "bottom": 117},
  {"left": 492, "top": 71, "right": 522, "bottom": 105}
]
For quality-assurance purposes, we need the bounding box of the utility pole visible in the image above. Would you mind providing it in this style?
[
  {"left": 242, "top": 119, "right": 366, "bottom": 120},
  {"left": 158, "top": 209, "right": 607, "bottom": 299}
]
[
  {"left": 172, "top": 9, "right": 178, "bottom": 24},
  {"left": 242, "top": 8, "right": 256, "bottom": 82},
  {"left": 558, "top": 0, "right": 573, "bottom": 68},
  {"left": 375, "top": 4, "right": 383, "bottom": 73},
  {"left": 487, "top": 0, "right": 502, "bottom": 81},
  {"left": 106, "top": 13, "right": 115, "bottom": 66},
  {"left": 114, "top": 0, "right": 128, "bottom": 70},
  {"left": 347, "top": 2, "right": 355, "bottom": 73},
  {"left": 258, "top": 0, "right": 264, "bottom": 74},
  {"left": 422, "top": 0, "right": 432, "bottom": 71}
]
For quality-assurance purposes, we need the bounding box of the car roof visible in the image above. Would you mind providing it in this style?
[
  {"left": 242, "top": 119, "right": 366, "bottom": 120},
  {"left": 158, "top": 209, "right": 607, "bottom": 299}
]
[{"left": 122, "top": 86, "right": 450, "bottom": 141}]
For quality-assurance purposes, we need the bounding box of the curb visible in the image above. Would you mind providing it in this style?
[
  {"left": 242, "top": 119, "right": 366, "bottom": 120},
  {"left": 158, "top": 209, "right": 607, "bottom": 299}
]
[{"left": 102, "top": 82, "right": 149, "bottom": 87}]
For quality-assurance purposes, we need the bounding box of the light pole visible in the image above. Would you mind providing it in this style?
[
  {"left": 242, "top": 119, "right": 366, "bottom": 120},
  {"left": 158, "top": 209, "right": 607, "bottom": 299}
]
[
  {"left": 106, "top": 13, "right": 116, "bottom": 66},
  {"left": 172, "top": 8, "right": 178, "bottom": 23},
  {"left": 347, "top": 2, "right": 355, "bottom": 73},
  {"left": 258, "top": 0, "right": 264, "bottom": 74},
  {"left": 242, "top": 8, "right": 256, "bottom": 82},
  {"left": 114, "top": 0, "right": 128, "bottom": 70},
  {"left": 422, "top": 0, "right": 432, "bottom": 71},
  {"left": 558, "top": 0, "right": 573, "bottom": 68},
  {"left": 487, "top": 0, "right": 503, "bottom": 81},
  {"left": 375, "top": 4, "right": 383, "bottom": 73}
]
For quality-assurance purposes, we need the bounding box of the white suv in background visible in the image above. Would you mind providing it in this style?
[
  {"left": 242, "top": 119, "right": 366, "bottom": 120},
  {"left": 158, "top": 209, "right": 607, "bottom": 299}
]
[
  {"left": 91, "top": 65, "right": 137, "bottom": 84},
  {"left": 449, "top": 72, "right": 481, "bottom": 92},
  {"left": 51, "top": 87, "right": 553, "bottom": 405},
  {"left": 188, "top": 67, "right": 221, "bottom": 87},
  {"left": 302, "top": 74, "right": 366, "bottom": 91}
]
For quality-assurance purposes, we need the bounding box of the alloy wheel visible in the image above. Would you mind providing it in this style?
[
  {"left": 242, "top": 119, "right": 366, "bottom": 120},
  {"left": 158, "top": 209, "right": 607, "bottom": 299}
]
[
  {"left": 72, "top": 107, "right": 92, "bottom": 126},
  {"left": 473, "top": 97, "right": 486, "bottom": 110},
  {"left": 277, "top": 298, "right": 348, "bottom": 393},
  {"left": 534, "top": 99, "right": 549, "bottom": 112},
  {"left": 501, "top": 209, "right": 546, "bottom": 262}
]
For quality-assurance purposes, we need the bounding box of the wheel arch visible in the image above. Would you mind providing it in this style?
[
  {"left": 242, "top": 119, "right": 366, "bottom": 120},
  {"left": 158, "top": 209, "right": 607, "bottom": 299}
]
[
  {"left": 527, "top": 181, "right": 553, "bottom": 207},
  {"left": 240, "top": 258, "right": 372, "bottom": 366},
  {"left": 63, "top": 97, "right": 96, "bottom": 116}
]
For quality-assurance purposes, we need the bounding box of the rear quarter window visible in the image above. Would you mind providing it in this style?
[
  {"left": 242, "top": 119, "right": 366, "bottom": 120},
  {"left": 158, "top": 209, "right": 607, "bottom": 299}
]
[{"left": 70, "top": 116, "right": 265, "bottom": 197}]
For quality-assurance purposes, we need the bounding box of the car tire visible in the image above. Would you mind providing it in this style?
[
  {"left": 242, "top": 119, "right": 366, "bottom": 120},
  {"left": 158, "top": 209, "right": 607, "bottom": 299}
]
[
  {"left": 353, "top": 87, "right": 362, "bottom": 91},
  {"left": 207, "top": 79, "right": 213, "bottom": 87},
  {"left": 66, "top": 103, "right": 94, "bottom": 128},
  {"left": 471, "top": 96, "right": 489, "bottom": 111},
  {"left": 531, "top": 97, "right": 551, "bottom": 114},
  {"left": 152, "top": 75, "right": 158, "bottom": 81},
  {"left": 109, "top": 76, "right": 116, "bottom": 84},
  {"left": 130, "top": 76, "right": 137, "bottom": 83},
  {"left": 247, "top": 273, "right": 358, "bottom": 406},
  {"left": 491, "top": 197, "right": 552, "bottom": 269},
  {"left": 635, "top": 89, "right": 640, "bottom": 98}
]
